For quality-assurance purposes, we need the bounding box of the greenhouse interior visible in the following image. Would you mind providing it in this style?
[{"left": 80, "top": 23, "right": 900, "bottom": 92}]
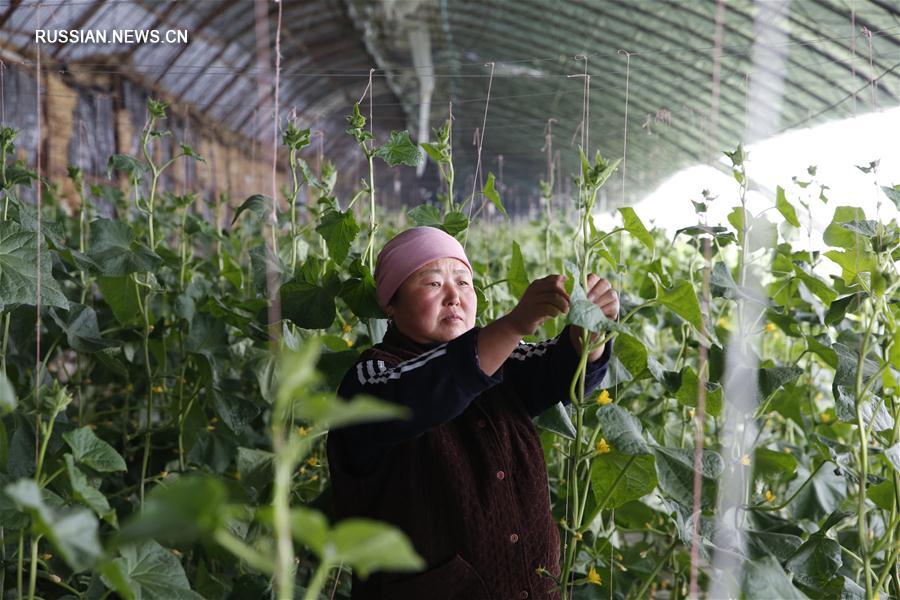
[{"left": 1, "top": 0, "right": 900, "bottom": 598}]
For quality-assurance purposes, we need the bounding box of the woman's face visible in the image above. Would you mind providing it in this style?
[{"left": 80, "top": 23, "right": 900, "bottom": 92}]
[{"left": 385, "top": 257, "right": 477, "bottom": 344}]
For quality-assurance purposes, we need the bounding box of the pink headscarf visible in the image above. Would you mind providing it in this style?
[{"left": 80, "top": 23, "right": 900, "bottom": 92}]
[{"left": 374, "top": 227, "right": 473, "bottom": 309}]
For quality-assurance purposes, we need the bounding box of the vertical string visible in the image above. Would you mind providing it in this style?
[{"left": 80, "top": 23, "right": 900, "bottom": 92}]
[
  {"left": 690, "top": 2, "right": 725, "bottom": 598},
  {"left": 851, "top": 5, "right": 857, "bottom": 115},
  {"left": 463, "top": 62, "right": 494, "bottom": 249},
  {"left": 0, "top": 60, "right": 5, "bottom": 124},
  {"left": 34, "top": 2, "right": 43, "bottom": 468}
]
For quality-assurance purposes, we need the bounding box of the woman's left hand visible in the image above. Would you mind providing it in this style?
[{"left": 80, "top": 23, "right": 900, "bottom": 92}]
[{"left": 569, "top": 273, "right": 619, "bottom": 362}]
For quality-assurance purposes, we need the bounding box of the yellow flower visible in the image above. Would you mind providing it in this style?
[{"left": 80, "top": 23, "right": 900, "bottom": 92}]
[
  {"left": 306, "top": 455, "right": 319, "bottom": 467},
  {"left": 596, "top": 389, "right": 612, "bottom": 406},
  {"left": 158, "top": 471, "right": 169, "bottom": 479},
  {"left": 716, "top": 317, "right": 728, "bottom": 329},
  {"left": 740, "top": 454, "right": 751, "bottom": 466},
  {"left": 815, "top": 392, "right": 824, "bottom": 402},
  {"left": 687, "top": 408, "right": 696, "bottom": 419},
  {"left": 596, "top": 438, "right": 611, "bottom": 454},
  {"left": 765, "top": 323, "right": 777, "bottom": 333},
  {"left": 298, "top": 425, "right": 311, "bottom": 437},
  {"left": 820, "top": 412, "right": 832, "bottom": 424},
  {"left": 587, "top": 566, "right": 602, "bottom": 586},
  {"left": 151, "top": 385, "right": 164, "bottom": 394},
  {"left": 764, "top": 490, "right": 775, "bottom": 503},
  {"left": 342, "top": 323, "right": 352, "bottom": 334},
  {"left": 345, "top": 338, "right": 354, "bottom": 348}
]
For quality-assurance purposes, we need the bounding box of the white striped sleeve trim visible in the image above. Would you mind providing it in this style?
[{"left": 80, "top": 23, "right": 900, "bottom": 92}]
[
  {"left": 508, "top": 336, "right": 560, "bottom": 361},
  {"left": 356, "top": 344, "right": 449, "bottom": 385}
]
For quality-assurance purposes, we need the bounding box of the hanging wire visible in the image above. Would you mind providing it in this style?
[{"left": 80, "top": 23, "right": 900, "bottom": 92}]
[
  {"left": 463, "top": 61, "right": 494, "bottom": 249},
  {"left": 34, "top": 2, "right": 45, "bottom": 468}
]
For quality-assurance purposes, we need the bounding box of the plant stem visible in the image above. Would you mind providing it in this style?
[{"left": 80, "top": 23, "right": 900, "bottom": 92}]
[
  {"left": 855, "top": 300, "right": 877, "bottom": 598},
  {"left": 27, "top": 534, "right": 41, "bottom": 600},
  {"left": 273, "top": 456, "right": 295, "bottom": 599},
  {"left": 303, "top": 560, "right": 332, "bottom": 600}
]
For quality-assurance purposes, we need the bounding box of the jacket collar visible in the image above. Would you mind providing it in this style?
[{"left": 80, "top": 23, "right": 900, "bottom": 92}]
[{"left": 379, "top": 322, "right": 447, "bottom": 361}]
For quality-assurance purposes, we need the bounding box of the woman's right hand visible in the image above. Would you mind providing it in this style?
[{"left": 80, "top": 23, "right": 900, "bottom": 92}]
[{"left": 506, "top": 275, "right": 571, "bottom": 337}]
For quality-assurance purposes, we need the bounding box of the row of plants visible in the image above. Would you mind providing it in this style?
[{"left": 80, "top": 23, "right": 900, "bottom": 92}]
[{"left": 0, "top": 96, "right": 898, "bottom": 599}]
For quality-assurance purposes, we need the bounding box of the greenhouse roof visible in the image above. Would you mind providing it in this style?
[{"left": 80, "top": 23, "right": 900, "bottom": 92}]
[{"left": 1, "top": 0, "right": 899, "bottom": 206}]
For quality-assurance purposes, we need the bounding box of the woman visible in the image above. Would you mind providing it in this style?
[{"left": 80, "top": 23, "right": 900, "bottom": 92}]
[{"left": 326, "top": 227, "right": 618, "bottom": 599}]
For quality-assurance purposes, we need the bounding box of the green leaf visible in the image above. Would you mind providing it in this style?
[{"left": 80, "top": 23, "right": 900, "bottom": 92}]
[
  {"left": 867, "top": 479, "right": 895, "bottom": 510},
  {"left": 885, "top": 443, "right": 900, "bottom": 473},
  {"left": 787, "top": 465, "right": 846, "bottom": 522},
  {"left": 407, "top": 205, "right": 442, "bottom": 228},
  {"left": 613, "top": 332, "right": 648, "bottom": 378},
  {"left": 0, "top": 221, "right": 69, "bottom": 311},
  {"left": 236, "top": 447, "right": 274, "bottom": 503},
  {"left": 742, "top": 555, "right": 808, "bottom": 599},
  {"left": 652, "top": 446, "right": 723, "bottom": 509},
  {"left": 289, "top": 506, "right": 329, "bottom": 553},
  {"left": 753, "top": 447, "right": 798, "bottom": 484},
  {"left": 824, "top": 248, "right": 877, "bottom": 282},
  {"left": 792, "top": 265, "right": 837, "bottom": 305},
  {"left": 440, "top": 211, "right": 468, "bottom": 236},
  {"left": 590, "top": 451, "right": 656, "bottom": 509},
  {"left": 595, "top": 404, "right": 650, "bottom": 455},
  {"left": 119, "top": 476, "right": 227, "bottom": 544},
  {"left": 759, "top": 366, "right": 804, "bottom": 400},
  {"left": 657, "top": 280, "right": 704, "bottom": 332},
  {"left": 0, "top": 372, "right": 16, "bottom": 416},
  {"left": 294, "top": 393, "right": 409, "bottom": 431},
  {"left": 804, "top": 335, "right": 838, "bottom": 368},
  {"left": 880, "top": 185, "right": 900, "bottom": 210},
  {"left": 63, "top": 427, "right": 127, "bottom": 472},
  {"left": 231, "top": 194, "right": 272, "bottom": 227},
  {"left": 107, "top": 154, "right": 146, "bottom": 180},
  {"left": 507, "top": 241, "right": 529, "bottom": 299},
  {"left": 5, "top": 479, "right": 101, "bottom": 572},
  {"left": 482, "top": 172, "right": 508, "bottom": 218},
  {"left": 339, "top": 261, "right": 383, "bottom": 320},
  {"left": 211, "top": 388, "right": 259, "bottom": 435},
  {"left": 420, "top": 142, "right": 444, "bottom": 164},
  {"left": 567, "top": 282, "right": 629, "bottom": 335},
  {"left": 328, "top": 519, "right": 425, "bottom": 578},
  {"left": 316, "top": 208, "right": 359, "bottom": 265},
  {"left": 281, "top": 279, "right": 337, "bottom": 329},
  {"left": 104, "top": 540, "right": 204, "bottom": 600},
  {"left": 675, "top": 366, "right": 723, "bottom": 417},
  {"left": 49, "top": 304, "right": 119, "bottom": 352},
  {"left": 64, "top": 454, "right": 114, "bottom": 524},
  {"left": 97, "top": 276, "right": 142, "bottom": 326},
  {"left": 775, "top": 186, "right": 800, "bottom": 227},
  {"left": 534, "top": 402, "right": 576, "bottom": 440},
  {"left": 375, "top": 131, "right": 422, "bottom": 167},
  {"left": 823, "top": 206, "right": 867, "bottom": 249},
  {"left": 618, "top": 207, "right": 654, "bottom": 251},
  {"left": 88, "top": 219, "right": 162, "bottom": 276},
  {"left": 785, "top": 536, "right": 842, "bottom": 589},
  {"left": 746, "top": 530, "right": 804, "bottom": 562}
]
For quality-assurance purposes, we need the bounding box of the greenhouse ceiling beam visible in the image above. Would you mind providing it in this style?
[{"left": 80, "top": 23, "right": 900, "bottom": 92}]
[
  {"left": 151, "top": 3, "right": 231, "bottom": 87},
  {"left": 566, "top": 0, "right": 860, "bottom": 110},
  {"left": 222, "top": 36, "right": 364, "bottom": 133},
  {"left": 666, "top": 0, "right": 897, "bottom": 103},
  {"left": 0, "top": 1, "right": 22, "bottom": 30},
  {"left": 446, "top": 0, "right": 818, "bottom": 140},
  {"left": 52, "top": 3, "right": 105, "bottom": 59},
  {"left": 444, "top": 9, "right": 751, "bottom": 150},
  {"left": 120, "top": 1, "right": 181, "bottom": 63}
]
